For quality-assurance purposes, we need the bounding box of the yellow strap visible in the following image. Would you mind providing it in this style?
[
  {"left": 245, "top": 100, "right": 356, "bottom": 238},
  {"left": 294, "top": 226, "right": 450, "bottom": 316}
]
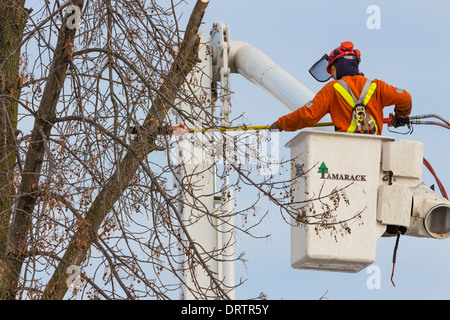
[
  {"left": 334, "top": 81, "right": 378, "bottom": 133},
  {"left": 347, "top": 121, "right": 357, "bottom": 133},
  {"left": 363, "top": 82, "right": 377, "bottom": 106},
  {"left": 334, "top": 81, "right": 377, "bottom": 107},
  {"left": 363, "top": 82, "right": 378, "bottom": 133},
  {"left": 369, "top": 114, "right": 379, "bottom": 133},
  {"left": 333, "top": 82, "right": 358, "bottom": 132},
  {"left": 333, "top": 83, "right": 356, "bottom": 108}
]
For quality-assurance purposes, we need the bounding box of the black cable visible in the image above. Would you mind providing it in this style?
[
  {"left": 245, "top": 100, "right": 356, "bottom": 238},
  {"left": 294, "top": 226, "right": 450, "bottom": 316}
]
[{"left": 390, "top": 233, "right": 401, "bottom": 287}]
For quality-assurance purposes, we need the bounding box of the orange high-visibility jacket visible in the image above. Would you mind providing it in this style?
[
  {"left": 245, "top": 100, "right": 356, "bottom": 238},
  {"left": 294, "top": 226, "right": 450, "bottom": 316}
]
[{"left": 275, "top": 75, "right": 412, "bottom": 135}]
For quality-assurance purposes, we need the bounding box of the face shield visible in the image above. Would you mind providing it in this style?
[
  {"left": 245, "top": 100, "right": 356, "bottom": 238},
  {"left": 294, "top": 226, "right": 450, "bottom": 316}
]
[{"left": 309, "top": 54, "right": 331, "bottom": 82}]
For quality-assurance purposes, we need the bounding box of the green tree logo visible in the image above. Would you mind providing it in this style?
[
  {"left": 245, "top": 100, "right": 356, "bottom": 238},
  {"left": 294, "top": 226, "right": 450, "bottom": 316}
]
[{"left": 318, "top": 162, "right": 328, "bottom": 178}]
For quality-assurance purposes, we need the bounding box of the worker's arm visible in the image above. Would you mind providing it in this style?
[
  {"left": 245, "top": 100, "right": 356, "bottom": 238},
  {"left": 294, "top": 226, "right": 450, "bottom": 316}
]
[
  {"left": 274, "top": 84, "right": 332, "bottom": 131},
  {"left": 376, "top": 79, "right": 412, "bottom": 118}
]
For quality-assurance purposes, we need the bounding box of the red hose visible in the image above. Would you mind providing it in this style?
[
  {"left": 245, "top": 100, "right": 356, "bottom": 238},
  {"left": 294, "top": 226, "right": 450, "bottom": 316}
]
[{"left": 423, "top": 157, "right": 448, "bottom": 200}]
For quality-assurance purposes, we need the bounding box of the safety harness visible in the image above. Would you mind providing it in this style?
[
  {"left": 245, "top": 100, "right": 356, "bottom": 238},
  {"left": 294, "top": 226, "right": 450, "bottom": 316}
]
[{"left": 334, "top": 78, "right": 378, "bottom": 134}]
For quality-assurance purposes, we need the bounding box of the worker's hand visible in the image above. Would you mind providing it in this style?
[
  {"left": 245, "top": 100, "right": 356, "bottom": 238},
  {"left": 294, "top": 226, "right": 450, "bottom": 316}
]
[
  {"left": 269, "top": 122, "right": 282, "bottom": 131},
  {"left": 392, "top": 115, "right": 410, "bottom": 128}
]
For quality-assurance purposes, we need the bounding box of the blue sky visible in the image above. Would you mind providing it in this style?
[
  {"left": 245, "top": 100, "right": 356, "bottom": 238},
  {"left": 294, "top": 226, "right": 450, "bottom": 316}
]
[{"left": 189, "top": 0, "right": 450, "bottom": 300}]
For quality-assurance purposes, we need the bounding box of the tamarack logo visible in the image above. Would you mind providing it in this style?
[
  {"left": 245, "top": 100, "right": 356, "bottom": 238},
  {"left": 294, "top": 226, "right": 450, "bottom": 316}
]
[{"left": 318, "top": 162, "right": 367, "bottom": 182}]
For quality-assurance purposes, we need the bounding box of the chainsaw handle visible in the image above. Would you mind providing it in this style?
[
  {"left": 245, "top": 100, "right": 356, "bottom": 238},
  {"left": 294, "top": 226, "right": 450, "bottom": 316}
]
[{"left": 383, "top": 113, "right": 394, "bottom": 126}]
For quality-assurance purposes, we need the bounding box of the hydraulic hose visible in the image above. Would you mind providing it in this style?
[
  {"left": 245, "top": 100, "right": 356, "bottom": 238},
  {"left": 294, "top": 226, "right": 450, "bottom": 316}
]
[
  {"left": 410, "top": 114, "right": 450, "bottom": 126},
  {"left": 384, "top": 113, "right": 450, "bottom": 130},
  {"left": 409, "top": 121, "right": 450, "bottom": 130},
  {"left": 423, "top": 157, "right": 448, "bottom": 200}
]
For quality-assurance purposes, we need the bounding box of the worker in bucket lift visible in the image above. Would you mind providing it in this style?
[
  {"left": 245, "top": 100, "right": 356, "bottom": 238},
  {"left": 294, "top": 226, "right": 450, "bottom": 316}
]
[{"left": 270, "top": 41, "right": 411, "bottom": 134}]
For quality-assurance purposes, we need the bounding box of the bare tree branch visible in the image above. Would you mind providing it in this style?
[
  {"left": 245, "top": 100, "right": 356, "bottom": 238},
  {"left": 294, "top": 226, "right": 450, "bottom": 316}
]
[{"left": 41, "top": 0, "right": 210, "bottom": 300}]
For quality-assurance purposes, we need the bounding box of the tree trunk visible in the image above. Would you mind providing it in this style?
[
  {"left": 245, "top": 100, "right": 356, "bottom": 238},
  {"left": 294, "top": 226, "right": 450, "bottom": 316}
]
[
  {"left": 0, "top": 0, "right": 85, "bottom": 300},
  {"left": 0, "top": 0, "right": 26, "bottom": 260}
]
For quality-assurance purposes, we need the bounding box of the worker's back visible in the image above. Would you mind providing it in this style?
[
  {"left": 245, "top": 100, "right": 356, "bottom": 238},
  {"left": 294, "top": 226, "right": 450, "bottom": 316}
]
[{"left": 325, "top": 75, "right": 411, "bottom": 134}]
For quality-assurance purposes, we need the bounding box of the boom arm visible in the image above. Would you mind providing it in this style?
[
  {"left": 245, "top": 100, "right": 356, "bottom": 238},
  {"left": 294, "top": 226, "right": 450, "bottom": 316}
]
[
  {"left": 211, "top": 21, "right": 315, "bottom": 114},
  {"left": 229, "top": 41, "right": 315, "bottom": 112}
]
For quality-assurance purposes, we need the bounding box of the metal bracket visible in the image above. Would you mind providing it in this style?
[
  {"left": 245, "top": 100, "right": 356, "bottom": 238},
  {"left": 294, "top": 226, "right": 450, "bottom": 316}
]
[{"left": 382, "top": 170, "right": 394, "bottom": 185}]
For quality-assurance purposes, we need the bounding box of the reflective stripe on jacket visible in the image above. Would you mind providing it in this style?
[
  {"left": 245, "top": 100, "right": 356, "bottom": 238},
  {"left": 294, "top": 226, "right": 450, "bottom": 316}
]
[{"left": 275, "top": 75, "right": 412, "bottom": 135}]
